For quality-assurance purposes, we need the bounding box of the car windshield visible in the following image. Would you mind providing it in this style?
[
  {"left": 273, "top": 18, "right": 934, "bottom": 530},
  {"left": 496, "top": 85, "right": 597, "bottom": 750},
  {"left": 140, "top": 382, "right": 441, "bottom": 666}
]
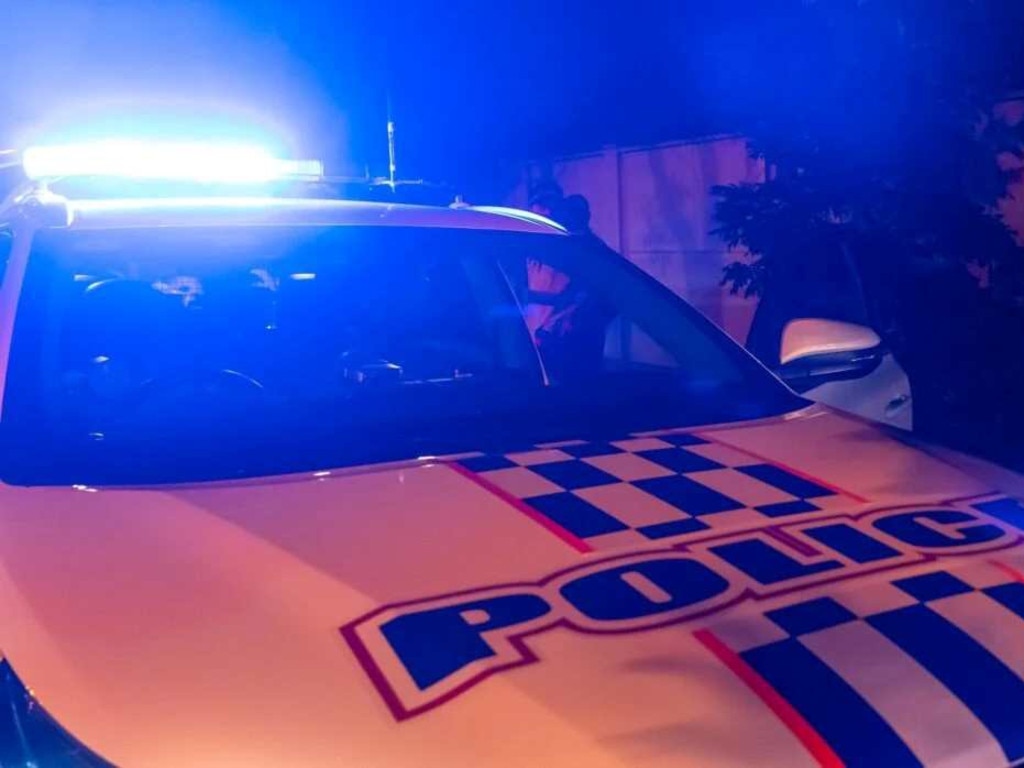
[{"left": 1, "top": 223, "right": 802, "bottom": 485}]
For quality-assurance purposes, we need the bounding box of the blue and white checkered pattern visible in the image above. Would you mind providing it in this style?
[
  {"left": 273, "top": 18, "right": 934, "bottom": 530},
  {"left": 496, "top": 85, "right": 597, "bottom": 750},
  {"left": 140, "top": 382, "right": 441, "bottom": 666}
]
[
  {"left": 458, "top": 431, "right": 857, "bottom": 550},
  {"left": 707, "top": 562, "right": 1024, "bottom": 767}
]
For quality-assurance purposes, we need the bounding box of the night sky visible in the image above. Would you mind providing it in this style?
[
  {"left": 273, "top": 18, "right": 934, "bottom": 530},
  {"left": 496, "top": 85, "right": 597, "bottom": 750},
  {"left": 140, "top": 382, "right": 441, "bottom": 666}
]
[{"left": 5, "top": 1, "right": 1023, "bottom": 193}]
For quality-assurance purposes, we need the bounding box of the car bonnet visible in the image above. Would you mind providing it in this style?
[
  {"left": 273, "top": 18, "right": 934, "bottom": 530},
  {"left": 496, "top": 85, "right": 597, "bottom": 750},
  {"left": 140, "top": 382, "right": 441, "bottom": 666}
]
[{"left": 0, "top": 408, "right": 1020, "bottom": 766}]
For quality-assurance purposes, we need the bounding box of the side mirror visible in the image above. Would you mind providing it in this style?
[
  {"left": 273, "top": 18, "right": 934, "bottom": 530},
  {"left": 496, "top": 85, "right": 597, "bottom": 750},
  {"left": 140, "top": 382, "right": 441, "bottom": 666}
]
[{"left": 777, "top": 319, "right": 884, "bottom": 393}]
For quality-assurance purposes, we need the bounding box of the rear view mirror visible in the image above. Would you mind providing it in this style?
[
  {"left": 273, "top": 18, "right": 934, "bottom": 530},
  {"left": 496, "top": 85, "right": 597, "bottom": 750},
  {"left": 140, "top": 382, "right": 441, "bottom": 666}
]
[{"left": 777, "top": 319, "right": 884, "bottom": 392}]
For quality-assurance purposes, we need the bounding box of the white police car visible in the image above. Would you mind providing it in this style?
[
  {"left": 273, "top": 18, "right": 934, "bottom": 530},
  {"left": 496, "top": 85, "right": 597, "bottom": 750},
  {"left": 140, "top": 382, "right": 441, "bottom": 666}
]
[{"left": 0, "top": 140, "right": 1023, "bottom": 767}]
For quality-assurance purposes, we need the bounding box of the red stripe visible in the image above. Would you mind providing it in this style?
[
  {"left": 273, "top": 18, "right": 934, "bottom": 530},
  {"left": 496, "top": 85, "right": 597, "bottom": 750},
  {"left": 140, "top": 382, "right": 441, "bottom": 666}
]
[
  {"left": 992, "top": 560, "right": 1024, "bottom": 584},
  {"left": 694, "top": 629, "right": 845, "bottom": 768},
  {"left": 446, "top": 462, "right": 593, "bottom": 553},
  {"left": 694, "top": 433, "right": 869, "bottom": 503}
]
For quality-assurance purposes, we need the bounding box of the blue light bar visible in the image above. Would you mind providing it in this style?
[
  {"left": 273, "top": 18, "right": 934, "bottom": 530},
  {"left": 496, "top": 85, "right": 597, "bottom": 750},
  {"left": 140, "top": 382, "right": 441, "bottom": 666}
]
[{"left": 21, "top": 140, "right": 323, "bottom": 183}]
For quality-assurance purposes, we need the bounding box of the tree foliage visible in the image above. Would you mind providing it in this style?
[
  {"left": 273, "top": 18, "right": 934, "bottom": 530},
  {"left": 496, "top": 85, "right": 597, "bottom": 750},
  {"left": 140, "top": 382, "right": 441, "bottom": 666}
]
[
  {"left": 713, "top": 0, "right": 1024, "bottom": 453},
  {"left": 716, "top": 0, "right": 1024, "bottom": 295}
]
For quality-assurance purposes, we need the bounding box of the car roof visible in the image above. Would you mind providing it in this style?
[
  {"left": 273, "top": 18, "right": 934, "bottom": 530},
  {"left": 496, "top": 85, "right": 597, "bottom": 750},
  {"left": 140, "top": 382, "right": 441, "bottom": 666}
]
[{"left": 27, "top": 196, "right": 567, "bottom": 236}]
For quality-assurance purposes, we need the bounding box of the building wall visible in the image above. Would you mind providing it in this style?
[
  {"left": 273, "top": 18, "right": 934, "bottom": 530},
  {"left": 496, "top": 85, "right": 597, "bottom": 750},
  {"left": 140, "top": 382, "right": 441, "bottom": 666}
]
[{"left": 514, "top": 136, "right": 765, "bottom": 345}]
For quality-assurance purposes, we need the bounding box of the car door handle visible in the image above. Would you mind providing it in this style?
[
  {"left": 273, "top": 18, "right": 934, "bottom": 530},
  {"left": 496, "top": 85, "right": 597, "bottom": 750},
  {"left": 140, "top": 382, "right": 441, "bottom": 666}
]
[{"left": 885, "top": 394, "right": 911, "bottom": 416}]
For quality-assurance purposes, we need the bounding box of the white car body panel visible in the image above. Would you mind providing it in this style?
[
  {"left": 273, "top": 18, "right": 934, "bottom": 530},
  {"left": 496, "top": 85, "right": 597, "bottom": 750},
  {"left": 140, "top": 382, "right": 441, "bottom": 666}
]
[
  {"left": 62, "top": 197, "right": 567, "bottom": 234},
  {"left": 803, "top": 351, "right": 914, "bottom": 431}
]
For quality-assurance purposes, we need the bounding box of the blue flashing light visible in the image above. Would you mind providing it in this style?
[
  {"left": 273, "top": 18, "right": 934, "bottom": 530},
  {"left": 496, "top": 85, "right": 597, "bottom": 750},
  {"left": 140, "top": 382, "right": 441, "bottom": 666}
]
[{"left": 22, "top": 140, "right": 323, "bottom": 183}]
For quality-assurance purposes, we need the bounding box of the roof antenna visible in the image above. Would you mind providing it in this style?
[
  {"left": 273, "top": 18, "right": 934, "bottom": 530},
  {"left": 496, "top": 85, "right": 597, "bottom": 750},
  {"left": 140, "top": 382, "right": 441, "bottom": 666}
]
[{"left": 386, "top": 94, "right": 397, "bottom": 191}]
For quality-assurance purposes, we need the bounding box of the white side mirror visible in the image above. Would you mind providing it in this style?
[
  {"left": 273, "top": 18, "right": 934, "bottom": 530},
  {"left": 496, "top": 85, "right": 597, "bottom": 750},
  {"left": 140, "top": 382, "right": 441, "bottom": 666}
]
[
  {"left": 780, "top": 319, "right": 881, "bottom": 366},
  {"left": 778, "top": 319, "right": 884, "bottom": 392}
]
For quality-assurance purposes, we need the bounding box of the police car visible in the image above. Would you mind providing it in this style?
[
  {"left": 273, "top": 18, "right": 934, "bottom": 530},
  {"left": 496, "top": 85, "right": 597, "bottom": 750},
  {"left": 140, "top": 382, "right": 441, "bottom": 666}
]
[{"left": 0, "top": 139, "right": 1024, "bottom": 767}]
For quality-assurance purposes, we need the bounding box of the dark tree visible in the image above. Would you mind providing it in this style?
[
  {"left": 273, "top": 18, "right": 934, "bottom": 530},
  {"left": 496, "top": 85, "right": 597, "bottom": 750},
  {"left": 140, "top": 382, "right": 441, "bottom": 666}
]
[{"left": 713, "top": 0, "right": 1024, "bottom": 456}]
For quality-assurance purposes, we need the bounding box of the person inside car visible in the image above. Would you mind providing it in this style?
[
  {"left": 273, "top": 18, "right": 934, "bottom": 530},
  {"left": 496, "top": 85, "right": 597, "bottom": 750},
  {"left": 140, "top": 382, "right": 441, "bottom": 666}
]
[{"left": 527, "top": 193, "right": 616, "bottom": 381}]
